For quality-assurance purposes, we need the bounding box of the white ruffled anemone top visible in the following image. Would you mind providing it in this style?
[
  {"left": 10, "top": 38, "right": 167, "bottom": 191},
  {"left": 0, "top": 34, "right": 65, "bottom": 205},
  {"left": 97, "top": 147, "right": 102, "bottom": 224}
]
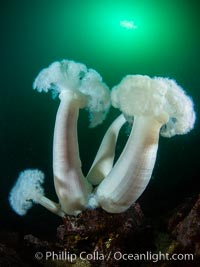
[{"left": 9, "top": 169, "right": 65, "bottom": 217}]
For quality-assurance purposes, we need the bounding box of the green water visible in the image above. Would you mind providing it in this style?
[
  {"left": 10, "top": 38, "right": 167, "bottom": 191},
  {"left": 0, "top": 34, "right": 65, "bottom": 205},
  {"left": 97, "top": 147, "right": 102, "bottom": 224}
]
[{"left": 1, "top": 0, "right": 200, "bottom": 232}]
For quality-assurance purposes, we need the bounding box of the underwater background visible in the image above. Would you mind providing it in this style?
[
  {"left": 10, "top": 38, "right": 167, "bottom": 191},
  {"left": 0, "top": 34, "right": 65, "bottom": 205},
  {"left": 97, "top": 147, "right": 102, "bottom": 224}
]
[{"left": 1, "top": 0, "right": 200, "bottom": 241}]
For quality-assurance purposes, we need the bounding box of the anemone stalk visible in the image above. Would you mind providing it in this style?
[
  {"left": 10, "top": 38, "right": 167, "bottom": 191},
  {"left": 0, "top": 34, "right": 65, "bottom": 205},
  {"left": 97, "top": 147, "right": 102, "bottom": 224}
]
[
  {"left": 96, "top": 114, "right": 168, "bottom": 213},
  {"left": 53, "top": 90, "right": 91, "bottom": 215},
  {"left": 87, "top": 114, "right": 126, "bottom": 185}
]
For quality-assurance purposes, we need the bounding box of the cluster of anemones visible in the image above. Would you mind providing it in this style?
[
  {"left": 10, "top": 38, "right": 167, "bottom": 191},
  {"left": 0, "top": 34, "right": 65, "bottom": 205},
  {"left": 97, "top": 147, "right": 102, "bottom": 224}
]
[{"left": 9, "top": 60, "right": 196, "bottom": 217}]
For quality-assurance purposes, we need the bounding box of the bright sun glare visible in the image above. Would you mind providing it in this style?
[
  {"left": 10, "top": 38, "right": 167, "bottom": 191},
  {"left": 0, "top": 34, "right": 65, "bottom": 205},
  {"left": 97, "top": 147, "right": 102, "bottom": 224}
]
[{"left": 120, "top": 20, "right": 137, "bottom": 30}]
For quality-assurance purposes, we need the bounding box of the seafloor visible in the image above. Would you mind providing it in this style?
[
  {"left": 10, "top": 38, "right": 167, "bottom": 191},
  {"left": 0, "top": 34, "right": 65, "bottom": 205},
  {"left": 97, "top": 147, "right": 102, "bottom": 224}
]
[{"left": 1, "top": 194, "right": 200, "bottom": 267}]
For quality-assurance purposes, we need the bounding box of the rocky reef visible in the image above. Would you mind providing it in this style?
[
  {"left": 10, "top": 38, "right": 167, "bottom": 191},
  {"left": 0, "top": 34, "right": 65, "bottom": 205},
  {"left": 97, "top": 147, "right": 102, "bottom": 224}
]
[{"left": 1, "top": 195, "right": 200, "bottom": 267}]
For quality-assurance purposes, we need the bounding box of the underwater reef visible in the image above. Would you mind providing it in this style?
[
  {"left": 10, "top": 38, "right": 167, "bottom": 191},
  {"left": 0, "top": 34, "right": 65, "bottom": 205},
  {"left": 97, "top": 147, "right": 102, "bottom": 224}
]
[
  {"left": 5, "top": 59, "right": 198, "bottom": 267},
  {"left": 1, "top": 195, "right": 200, "bottom": 267}
]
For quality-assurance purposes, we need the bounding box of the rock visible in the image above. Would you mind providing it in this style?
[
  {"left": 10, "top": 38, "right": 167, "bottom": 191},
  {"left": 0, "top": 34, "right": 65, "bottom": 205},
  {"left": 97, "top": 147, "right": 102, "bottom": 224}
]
[
  {"left": 0, "top": 204, "right": 153, "bottom": 267},
  {"left": 0, "top": 243, "right": 25, "bottom": 267},
  {"left": 57, "top": 204, "right": 154, "bottom": 266},
  {"left": 170, "top": 194, "right": 200, "bottom": 257}
]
